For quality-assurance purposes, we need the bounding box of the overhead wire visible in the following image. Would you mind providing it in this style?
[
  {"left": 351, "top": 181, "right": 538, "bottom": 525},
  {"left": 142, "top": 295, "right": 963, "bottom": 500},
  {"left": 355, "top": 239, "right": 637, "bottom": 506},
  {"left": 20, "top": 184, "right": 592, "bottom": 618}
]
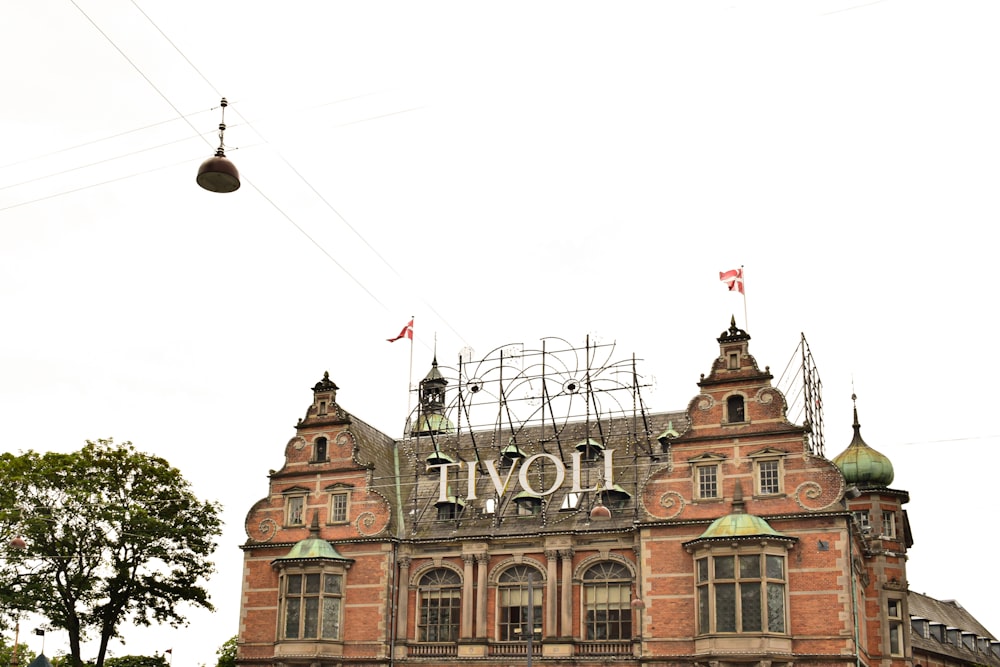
[
  {"left": 127, "top": 0, "right": 471, "bottom": 348},
  {"left": 31, "top": 0, "right": 471, "bottom": 350}
]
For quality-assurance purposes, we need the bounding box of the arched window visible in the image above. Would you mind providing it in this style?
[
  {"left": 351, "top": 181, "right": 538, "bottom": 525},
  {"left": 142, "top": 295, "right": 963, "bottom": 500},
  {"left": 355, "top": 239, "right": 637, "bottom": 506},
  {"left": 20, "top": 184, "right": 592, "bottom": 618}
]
[
  {"left": 582, "top": 562, "right": 633, "bottom": 640},
  {"left": 418, "top": 568, "right": 462, "bottom": 642},
  {"left": 314, "top": 437, "right": 328, "bottom": 462},
  {"left": 727, "top": 395, "right": 745, "bottom": 423},
  {"left": 498, "top": 565, "right": 543, "bottom": 641}
]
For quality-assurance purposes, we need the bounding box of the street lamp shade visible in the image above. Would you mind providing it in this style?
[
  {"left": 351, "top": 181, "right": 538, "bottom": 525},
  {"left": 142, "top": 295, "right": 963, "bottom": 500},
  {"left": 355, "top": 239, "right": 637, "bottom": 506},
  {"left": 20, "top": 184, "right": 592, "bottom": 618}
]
[{"left": 197, "top": 151, "right": 241, "bottom": 193}]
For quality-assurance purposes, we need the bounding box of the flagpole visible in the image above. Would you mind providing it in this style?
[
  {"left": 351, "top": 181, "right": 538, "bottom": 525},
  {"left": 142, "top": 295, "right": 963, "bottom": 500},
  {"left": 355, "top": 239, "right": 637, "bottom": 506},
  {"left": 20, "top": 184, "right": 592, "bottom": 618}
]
[
  {"left": 741, "top": 264, "right": 749, "bottom": 331},
  {"left": 406, "top": 315, "right": 415, "bottom": 426}
]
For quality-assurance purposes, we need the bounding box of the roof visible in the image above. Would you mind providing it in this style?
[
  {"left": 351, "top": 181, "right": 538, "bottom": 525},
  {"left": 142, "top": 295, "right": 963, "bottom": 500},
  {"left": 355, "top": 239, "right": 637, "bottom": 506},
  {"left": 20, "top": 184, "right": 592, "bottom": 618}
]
[
  {"left": 909, "top": 591, "right": 996, "bottom": 639},
  {"left": 909, "top": 591, "right": 1000, "bottom": 667},
  {"left": 831, "top": 398, "right": 894, "bottom": 487},
  {"left": 398, "top": 410, "right": 688, "bottom": 540}
]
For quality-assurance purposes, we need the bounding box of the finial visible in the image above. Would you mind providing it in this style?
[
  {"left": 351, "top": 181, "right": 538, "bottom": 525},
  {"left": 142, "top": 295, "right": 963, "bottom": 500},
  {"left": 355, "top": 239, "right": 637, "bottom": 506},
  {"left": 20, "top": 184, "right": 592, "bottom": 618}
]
[
  {"left": 309, "top": 511, "right": 321, "bottom": 536},
  {"left": 852, "top": 392, "right": 860, "bottom": 429}
]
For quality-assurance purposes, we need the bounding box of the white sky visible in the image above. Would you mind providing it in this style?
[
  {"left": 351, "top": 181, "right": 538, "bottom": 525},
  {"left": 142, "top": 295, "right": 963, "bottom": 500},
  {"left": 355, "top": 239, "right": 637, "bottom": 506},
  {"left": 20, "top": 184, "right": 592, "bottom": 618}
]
[{"left": 2, "top": 0, "right": 998, "bottom": 662}]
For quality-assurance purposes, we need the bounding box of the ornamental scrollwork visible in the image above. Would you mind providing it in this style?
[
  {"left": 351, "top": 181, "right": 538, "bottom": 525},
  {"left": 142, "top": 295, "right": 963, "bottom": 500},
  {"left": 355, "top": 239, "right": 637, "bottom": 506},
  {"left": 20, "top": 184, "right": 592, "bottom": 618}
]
[
  {"left": 658, "top": 491, "right": 685, "bottom": 519},
  {"left": 697, "top": 395, "right": 715, "bottom": 411},
  {"left": 256, "top": 518, "right": 278, "bottom": 543},
  {"left": 355, "top": 511, "right": 385, "bottom": 537},
  {"left": 756, "top": 388, "right": 775, "bottom": 404}
]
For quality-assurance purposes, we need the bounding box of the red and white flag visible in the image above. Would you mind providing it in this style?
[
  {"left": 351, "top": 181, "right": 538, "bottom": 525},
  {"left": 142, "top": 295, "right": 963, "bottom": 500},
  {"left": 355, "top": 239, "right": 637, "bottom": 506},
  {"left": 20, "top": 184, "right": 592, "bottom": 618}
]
[
  {"left": 387, "top": 319, "right": 414, "bottom": 342},
  {"left": 719, "top": 268, "right": 744, "bottom": 294}
]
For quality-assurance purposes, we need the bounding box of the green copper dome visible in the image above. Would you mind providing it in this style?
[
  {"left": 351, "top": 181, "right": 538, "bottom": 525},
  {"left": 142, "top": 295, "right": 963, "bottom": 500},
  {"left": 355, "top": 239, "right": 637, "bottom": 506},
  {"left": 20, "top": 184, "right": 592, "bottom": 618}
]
[
  {"left": 413, "top": 413, "right": 455, "bottom": 435},
  {"left": 273, "top": 514, "right": 351, "bottom": 563},
  {"left": 832, "top": 395, "right": 894, "bottom": 488},
  {"left": 698, "top": 511, "right": 784, "bottom": 539}
]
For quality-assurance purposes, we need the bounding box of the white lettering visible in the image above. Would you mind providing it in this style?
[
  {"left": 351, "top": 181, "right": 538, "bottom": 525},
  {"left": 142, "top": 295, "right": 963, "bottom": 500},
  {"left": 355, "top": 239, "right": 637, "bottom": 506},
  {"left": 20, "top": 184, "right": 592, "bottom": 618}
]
[
  {"left": 483, "top": 458, "right": 520, "bottom": 498},
  {"left": 569, "top": 451, "right": 592, "bottom": 493},
  {"left": 518, "top": 453, "right": 566, "bottom": 496},
  {"left": 426, "top": 449, "right": 618, "bottom": 502},
  {"left": 466, "top": 461, "right": 478, "bottom": 500},
  {"left": 427, "top": 462, "right": 461, "bottom": 502}
]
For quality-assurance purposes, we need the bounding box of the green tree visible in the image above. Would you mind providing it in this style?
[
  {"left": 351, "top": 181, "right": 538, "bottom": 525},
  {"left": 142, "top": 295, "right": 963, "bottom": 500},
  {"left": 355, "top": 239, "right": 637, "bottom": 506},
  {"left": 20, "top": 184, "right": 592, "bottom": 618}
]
[
  {"left": 0, "top": 636, "right": 33, "bottom": 667},
  {"left": 104, "top": 655, "right": 169, "bottom": 667},
  {"left": 215, "top": 636, "right": 237, "bottom": 667},
  {"left": 0, "top": 440, "right": 223, "bottom": 667}
]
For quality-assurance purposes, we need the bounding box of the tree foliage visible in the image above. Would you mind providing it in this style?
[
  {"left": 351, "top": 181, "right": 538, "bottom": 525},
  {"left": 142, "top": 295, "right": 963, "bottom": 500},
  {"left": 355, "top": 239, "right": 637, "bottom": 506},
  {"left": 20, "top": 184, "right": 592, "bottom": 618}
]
[
  {"left": 104, "top": 655, "right": 169, "bottom": 667},
  {"left": 0, "top": 440, "right": 223, "bottom": 667},
  {"left": 0, "top": 637, "right": 33, "bottom": 667},
  {"left": 215, "top": 636, "right": 237, "bottom": 667}
]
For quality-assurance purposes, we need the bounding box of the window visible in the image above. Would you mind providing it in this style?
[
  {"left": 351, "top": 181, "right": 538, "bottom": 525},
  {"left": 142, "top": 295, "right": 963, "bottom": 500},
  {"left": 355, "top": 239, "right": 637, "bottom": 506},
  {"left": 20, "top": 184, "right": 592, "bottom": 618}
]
[
  {"left": 726, "top": 395, "right": 745, "bottom": 423},
  {"left": 696, "top": 553, "right": 786, "bottom": 634},
  {"left": 418, "top": 568, "right": 461, "bottom": 642},
  {"left": 697, "top": 465, "right": 719, "bottom": 499},
  {"left": 282, "top": 572, "right": 343, "bottom": 639},
  {"left": 757, "top": 460, "right": 780, "bottom": 495},
  {"left": 498, "top": 565, "right": 542, "bottom": 641},
  {"left": 314, "top": 437, "right": 328, "bottom": 462},
  {"left": 286, "top": 495, "right": 305, "bottom": 526},
  {"left": 318, "top": 400, "right": 328, "bottom": 415},
  {"left": 437, "top": 501, "right": 463, "bottom": 520},
  {"left": 560, "top": 492, "right": 581, "bottom": 511},
  {"left": 514, "top": 492, "right": 542, "bottom": 516},
  {"left": 881, "top": 511, "right": 896, "bottom": 539},
  {"left": 888, "top": 598, "right": 903, "bottom": 656},
  {"left": 854, "top": 510, "right": 870, "bottom": 532},
  {"left": 330, "top": 492, "right": 348, "bottom": 523},
  {"left": 583, "top": 562, "right": 633, "bottom": 640},
  {"left": 727, "top": 352, "right": 739, "bottom": 370}
]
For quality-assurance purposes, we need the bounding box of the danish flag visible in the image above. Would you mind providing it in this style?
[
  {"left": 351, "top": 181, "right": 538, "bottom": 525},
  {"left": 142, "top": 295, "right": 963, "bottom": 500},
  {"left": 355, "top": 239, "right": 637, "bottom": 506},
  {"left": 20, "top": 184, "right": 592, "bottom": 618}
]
[
  {"left": 719, "top": 268, "right": 744, "bottom": 294},
  {"left": 387, "top": 319, "right": 414, "bottom": 342}
]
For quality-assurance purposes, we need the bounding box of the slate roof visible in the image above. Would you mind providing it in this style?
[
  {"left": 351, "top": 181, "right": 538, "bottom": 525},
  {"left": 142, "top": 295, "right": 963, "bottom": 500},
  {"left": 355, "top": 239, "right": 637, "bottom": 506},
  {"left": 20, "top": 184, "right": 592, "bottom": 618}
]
[
  {"left": 909, "top": 591, "right": 1000, "bottom": 666},
  {"left": 396, "top": 410, "right": 688, "bottom": 539}
]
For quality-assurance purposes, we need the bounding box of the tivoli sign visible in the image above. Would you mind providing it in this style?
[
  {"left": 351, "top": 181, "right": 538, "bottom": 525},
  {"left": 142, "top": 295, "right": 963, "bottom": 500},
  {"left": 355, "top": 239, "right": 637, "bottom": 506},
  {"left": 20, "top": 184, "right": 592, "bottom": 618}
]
[{"left": 428, "top": 449, "right": 616, "bottom": 502}]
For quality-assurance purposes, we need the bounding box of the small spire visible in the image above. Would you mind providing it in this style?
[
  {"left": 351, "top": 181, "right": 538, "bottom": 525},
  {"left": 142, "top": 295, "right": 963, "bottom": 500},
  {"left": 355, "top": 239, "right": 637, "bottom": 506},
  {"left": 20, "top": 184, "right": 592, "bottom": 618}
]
[
  {"left": 309, "top": 511, "right": 321, "bottom": 536},
  {"left": 852, "top": 392, "right": 860, "bottom": 432}
]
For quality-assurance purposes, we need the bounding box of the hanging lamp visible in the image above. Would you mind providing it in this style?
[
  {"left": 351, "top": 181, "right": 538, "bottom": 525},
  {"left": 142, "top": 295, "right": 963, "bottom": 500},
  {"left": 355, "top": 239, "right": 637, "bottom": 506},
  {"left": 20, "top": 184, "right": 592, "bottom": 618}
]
[{"left": 196, "top": 98, "right": 240, "bottom": 193}]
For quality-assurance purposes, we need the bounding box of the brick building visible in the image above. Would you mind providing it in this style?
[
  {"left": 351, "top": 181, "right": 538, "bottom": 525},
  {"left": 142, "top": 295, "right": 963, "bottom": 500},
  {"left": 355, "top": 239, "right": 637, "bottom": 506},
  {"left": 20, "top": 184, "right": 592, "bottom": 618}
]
[{"left": 236, "top": 323, "right": 999, "bottom": 667}]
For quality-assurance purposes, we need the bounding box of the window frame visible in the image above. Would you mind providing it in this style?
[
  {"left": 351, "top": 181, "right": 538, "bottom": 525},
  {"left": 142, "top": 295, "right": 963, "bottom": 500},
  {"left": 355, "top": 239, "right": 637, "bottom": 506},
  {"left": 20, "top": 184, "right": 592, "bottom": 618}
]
[
  {"left": 497, "top": 564, "right": 543, "bottom": 642},
  {"left": 725, "top": 395, "right": 746, "bottom": 423},
  {"left": 279, "top": 570, "right": 344, "bottom": 641},
  {"left": 329, "top": 491, "right": 349, "bottom": 524},
  {"left": 581, "top": 561, "right": 634, "bottom": 641},
  {"left": 756, "top": 459, "right": 781, "bottom": 496},
  {"left": 696, "top": 464, "right": 720, "bottom": 500},
  {"left": 695, "top": 549, "right": 788, "bottom": 636},
  {"left": 313, "top": 437, "right": 329, "bottom": 462},
  {"left": 888, "top": 597, "right": 904, "bottom": 656},
  {"left": 417, "top": 567, "right": 462, "bottom": 643},
  {"left": 285, "top": 493, "right": 307, "bottom": 527},
  {"left": 881, "top": 510, "right": 896, "bottom": 539}
]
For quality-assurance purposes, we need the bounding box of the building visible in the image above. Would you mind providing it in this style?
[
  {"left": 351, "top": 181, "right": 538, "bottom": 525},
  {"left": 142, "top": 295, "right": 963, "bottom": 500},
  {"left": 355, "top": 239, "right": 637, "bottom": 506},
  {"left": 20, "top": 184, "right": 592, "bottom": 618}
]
[{"left": 235, "top": 323, "right": 999, "bottom": 667}]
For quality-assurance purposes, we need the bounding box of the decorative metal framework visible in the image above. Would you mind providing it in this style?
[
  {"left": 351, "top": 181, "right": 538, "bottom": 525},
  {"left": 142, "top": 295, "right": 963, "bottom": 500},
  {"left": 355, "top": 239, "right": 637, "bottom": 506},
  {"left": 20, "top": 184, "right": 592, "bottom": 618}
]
[
  {"left": 401, "top": 337, "right": 663, "bottom": 528},
  {"left": 775, "top": 333, "right": 825, "bottom": 457}
]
